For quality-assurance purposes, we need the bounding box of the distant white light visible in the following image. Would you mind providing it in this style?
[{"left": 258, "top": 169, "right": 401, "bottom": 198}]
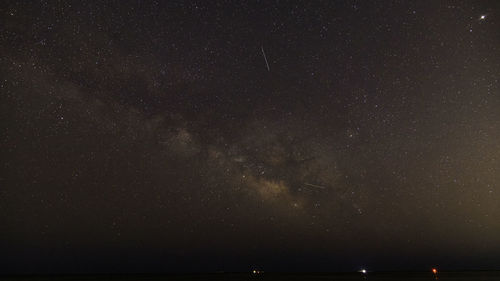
[
  {"left": 480, "top": 15, "right": 486, "bottom": 20},
  {"left": 361, "top": 269, "right": 367, "bottom": 274}
]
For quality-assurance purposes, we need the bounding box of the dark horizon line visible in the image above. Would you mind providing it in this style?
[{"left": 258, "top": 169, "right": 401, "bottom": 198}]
[{"left": 2, "top": 269, "right": 500, "bottom": 276}]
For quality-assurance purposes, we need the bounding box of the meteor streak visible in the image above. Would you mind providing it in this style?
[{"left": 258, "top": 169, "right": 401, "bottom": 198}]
[
  {"left": 261, "top": 45, "right": 270, "bottom": 72},
  {"left": 304, "top": 183, "right": 327, "bottom": 189}
]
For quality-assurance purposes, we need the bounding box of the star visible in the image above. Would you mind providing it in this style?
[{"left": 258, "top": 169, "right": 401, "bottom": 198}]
[{"left": 479, "top": 15, "right": 486, "bottom": 20}]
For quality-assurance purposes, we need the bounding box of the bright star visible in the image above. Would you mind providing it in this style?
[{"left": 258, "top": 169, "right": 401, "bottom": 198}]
[{"left": 479, "top": 15, "right": 486, "bottom": 20}]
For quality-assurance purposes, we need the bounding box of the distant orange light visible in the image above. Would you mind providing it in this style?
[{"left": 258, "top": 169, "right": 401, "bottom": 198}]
[{"left": 432, "top": 268, "right": 438, "bottom": 274}]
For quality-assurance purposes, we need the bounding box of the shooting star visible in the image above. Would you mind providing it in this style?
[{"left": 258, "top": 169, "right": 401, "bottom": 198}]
[
  {"left": 304, "top": 183, "right": 327, "bottom": 189},
  {"left": 261, "top": 45, "right": 270, "bottom": 72}
]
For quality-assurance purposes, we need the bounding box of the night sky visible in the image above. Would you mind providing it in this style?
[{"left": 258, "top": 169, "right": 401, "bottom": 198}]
[{"left": 1, "top": 0, "right": 500, "bottom": 274}]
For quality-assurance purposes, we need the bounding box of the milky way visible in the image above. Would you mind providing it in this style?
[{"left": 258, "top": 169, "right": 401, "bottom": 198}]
[{"left": 1, "top": 0, "right": 499, "bottom": 273}]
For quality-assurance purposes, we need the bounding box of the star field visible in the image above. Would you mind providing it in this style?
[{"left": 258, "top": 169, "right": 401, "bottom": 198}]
[{"left": 1, "top": 0, "right": 499, "bottom": 273}]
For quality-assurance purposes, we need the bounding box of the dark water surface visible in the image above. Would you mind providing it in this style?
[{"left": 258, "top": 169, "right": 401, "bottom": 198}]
[{"left": 2, "top": 272, "right": 500, "bottom": 281}]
